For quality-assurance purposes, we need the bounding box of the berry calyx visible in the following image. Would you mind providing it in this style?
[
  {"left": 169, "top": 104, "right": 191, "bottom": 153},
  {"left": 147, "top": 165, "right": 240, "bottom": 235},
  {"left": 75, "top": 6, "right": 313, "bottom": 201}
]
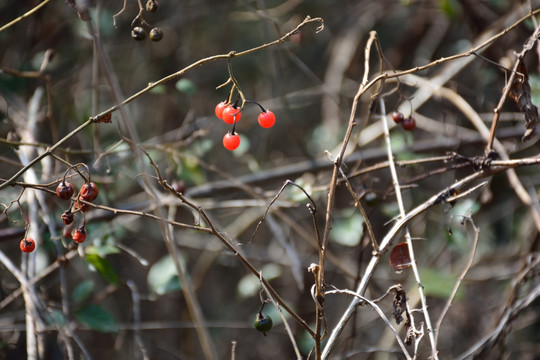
[
  {"left": 56, "top": 181, "right": 75, "bottom": 200},
  {"left": 131, "top": 27, "right": 146, "bottom": 41},
  {"left": 149, "top": 27, "right": 163, "bottom": 42},
  {"left": 391, "top": 111, "right": 404, "bottom": 124},
  {"left": 401, "top": 116, "right": 416, "bottom": 131},
  {"left": 254, "top": 312, "right": 273, "bottom": 335},
  {"left": 72, "top": 227, "right": 87, "bottom": 244},
  {"left": 20, "top": 238, "right": 36, "bottom": 253},
  {"left": 221, "top": 105, "right": 241, "bottom": 125},
  {"left": 223, "top": 132, "right": 241, "bottom": 151},
  {"left": 80, "top": 182, "right": 99, "bottom": 202},
  {"left": 258, "top": 110, "right": 276, "bottom": 128},
  {"left": 215, "top": 101, "right": 228, "bottom": 119}
]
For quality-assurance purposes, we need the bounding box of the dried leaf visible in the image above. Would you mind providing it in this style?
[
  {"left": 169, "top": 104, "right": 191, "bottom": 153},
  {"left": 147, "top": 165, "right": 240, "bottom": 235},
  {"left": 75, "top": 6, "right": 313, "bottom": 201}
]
[
  {"left": 507, "top": 62, "right": 538, "bottom": 141},
  {"left": 389, "top": 242, "right": 413, "bottom": 272},
  {"left": 392, "top": 286, "right": 407, "bottom": 325}
]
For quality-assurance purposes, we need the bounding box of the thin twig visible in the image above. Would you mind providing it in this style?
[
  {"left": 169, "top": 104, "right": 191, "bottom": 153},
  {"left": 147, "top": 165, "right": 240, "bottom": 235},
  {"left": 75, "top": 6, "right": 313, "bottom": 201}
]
[{"left": 434, "top": 216, "right": 480, "bottom": 348}]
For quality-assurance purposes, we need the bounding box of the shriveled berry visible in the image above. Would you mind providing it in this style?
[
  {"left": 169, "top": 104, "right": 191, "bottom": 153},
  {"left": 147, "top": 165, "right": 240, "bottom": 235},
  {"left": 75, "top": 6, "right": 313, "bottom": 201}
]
[
  {"left": 254, "top": 312, "right": 273, "bottom": 335},
  {"left": 146, "top": 0, "right": 159, "bottom": 12},
  {"left": 80, "top": 182, "right": 98, "bottom": 201},
  {"left": 258, "top": 110, "right": 276, "bottom": 128},
  {"left": 20, "top": 238, "right": 36, "bottom": 253},
  {"left": 215, "top": 101, "right": 228, "bottom": 119},
  {"left": 391, "top": 111, "right": 404, "bottom": 124},
  {"left": 131, "top": 27, "right": 146, "bottom": 41},
  {"left": 221, "top": 105, "right": 241, "bottom": 125},
  {"left": 72, "top": 228, "right": 87, "bottom": 244},
  {"left": 149, "top": 27, "right": 163, "bottom": 42},
  {"left": 61, "top": 210, "right": 74, "bottom": 225},
  {"left": 56, "top": 181, "right": 74, "bottom": 200},
  {"left": 401, "top": 116, "right": 416, "bottom": 131},
  {"left": 223, "top": 132, "right": 241, "bottom": 150}
]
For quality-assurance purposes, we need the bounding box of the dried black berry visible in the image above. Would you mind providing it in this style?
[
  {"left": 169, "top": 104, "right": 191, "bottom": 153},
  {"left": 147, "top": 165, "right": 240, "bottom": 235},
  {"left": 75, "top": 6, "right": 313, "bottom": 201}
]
[
  {"left": 131, "top": 27, "right": 146, "bottom": 41},
  {"left": 149, "top": 27, "right": 163, "bottom": 42}
]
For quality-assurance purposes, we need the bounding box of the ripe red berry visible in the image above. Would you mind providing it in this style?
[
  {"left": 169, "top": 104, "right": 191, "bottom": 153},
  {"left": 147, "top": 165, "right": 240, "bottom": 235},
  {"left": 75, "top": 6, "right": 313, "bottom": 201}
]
[
  {"left": 391, "top": 111, "right": 404, "bottom": 124},
  {"left": 258, "top": 110, "right": 276, "bottom": 128},
  {"left": 56, "top": 181, "right": 74, "bottom": 200},
  {"left": 401, "top": 116, "right": 416, "bottom": 131},
  {"left": 20, "top": 238, "right": 36, "bottom": 253},
  {"left": 221, "top": 105, "right": 241, "bottom": 125},
  {"left": 72, "top": 228, "right": 87, "bottom": 244},
  {"left": 215, "top": 101, "right": 228, "bottom": 119},
  {"left": 223, "top": 132, "right": 241, "bottom": 150},
  {"left": 80, "top": 182, "right": 98, "bottom": 201}
]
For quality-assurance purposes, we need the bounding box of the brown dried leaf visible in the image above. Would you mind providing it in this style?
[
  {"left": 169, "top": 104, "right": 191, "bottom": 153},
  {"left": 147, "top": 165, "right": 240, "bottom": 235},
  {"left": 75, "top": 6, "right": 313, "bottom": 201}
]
[
  {"left": 392, "top": 286, "right": 407, "bottom": 325},
  {"left": 507, "top": 62, "right": 538, "bottom": 142},
  {"left": 389, "top": 242, "right": 413, "bottom": 272}
]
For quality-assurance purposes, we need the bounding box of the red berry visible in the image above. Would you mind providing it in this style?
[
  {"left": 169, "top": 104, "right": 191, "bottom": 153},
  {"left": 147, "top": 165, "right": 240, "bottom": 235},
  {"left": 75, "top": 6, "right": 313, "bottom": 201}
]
[
  {"left": 72, "top": 228, "right": 87, "bottom": 244},
  {"left": 223, "top": 132, "right": 241, "bottom": 150},
  {"left": 20, "top": 238, "right": 36, "bottom": 253},
  {"left": 391, "top": 111, "right": 404, "bottom": 124},
  {"left": 80, "top": 182, "right": 98, "bottom": 201},
  {"left": 215, "top": 101, "right": 228, "bottom": 119},
  {"left": 221, "top": 106, "right": 241, "bottom": 125},
  {"left": 258, "top": 110, "right": 276, "bottom": 128},
  {"left": 56, "top": 181, "right": 74, "bottom": 200},
  {"left": 401, "top": 116, "right": 416, "bottom": 131}
]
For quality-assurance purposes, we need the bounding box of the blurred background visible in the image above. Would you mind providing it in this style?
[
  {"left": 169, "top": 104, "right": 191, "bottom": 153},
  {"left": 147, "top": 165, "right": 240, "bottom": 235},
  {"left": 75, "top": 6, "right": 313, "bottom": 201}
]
[{"left": 1, "top": 0, "right": 540, "bottom": 359}]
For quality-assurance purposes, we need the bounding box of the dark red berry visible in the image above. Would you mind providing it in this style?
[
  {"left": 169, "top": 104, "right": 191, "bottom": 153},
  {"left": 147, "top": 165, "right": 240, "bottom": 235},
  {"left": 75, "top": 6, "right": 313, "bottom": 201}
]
[
  {"left": 61, "top": 210, "right": 74, "bottom": 225},
  {"left": 391, "top": 111, "right": 404, "bottom": 124},
  {"left": 72, "top": 228, "right": 87, "bottom": 244},
  {"left": 401, "top": 116, "right": 416, "bottom": 131},
  {"left": 56, "top": 181, "right": 75, "bottom": 200},
  {"left": 80, "top": 182, "right": 98, "bottom": 201},
  {"left": 146, "top": 0, "right": 159, "bottom": 12},
  {"left": 172, "top": 180, "right": 186, "bottom": 194},
  {"left": 20, "top": 238, "right": 36, "bottom": 253},
  {"left": 75, "top": 197, "right": 91, "bottom": 212},
  {"left": 149, "top": 27, "right": 163, "bottom": 42},
  {"left": 132, "top": 27, "right": 146, "bottom": 41}
]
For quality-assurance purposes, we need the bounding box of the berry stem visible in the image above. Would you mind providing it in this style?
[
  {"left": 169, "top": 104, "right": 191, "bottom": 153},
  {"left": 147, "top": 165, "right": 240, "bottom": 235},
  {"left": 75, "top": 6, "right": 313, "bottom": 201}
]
[{"left": 245, "top": 100, "right": 266, "bottom": 113}]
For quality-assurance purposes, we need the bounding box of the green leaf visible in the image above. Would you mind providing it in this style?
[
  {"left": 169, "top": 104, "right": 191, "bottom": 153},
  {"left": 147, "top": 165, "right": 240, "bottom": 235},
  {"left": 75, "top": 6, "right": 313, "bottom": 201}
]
[
  {"left": 44, "top": 309, "right": 66, "bottom": 326},
  {"left": 175, "top": 78, "right": 196, "bottom": 95},
  {"left": 420, "top": 267, "right": 464, "bottom": 300},
  {"left": 75, "top": 305, "right": 118, "bottom": 333},
  {"left": 147, "top": 254, "right": 186, "bottom": 295},
  {"left": 330, "top": 209, "right": 364, "bottom": 247},
  {"left": 85, "top": 254, "right": 120, "bottom": 286},
  {"left": 85, "top": 244, "right": 120, "bottom": 257},
  {"left": 237, "top": 264, "right": 282, "bottom": 298},
  {"left": 72, "top": 280, "right": 95, "bottom": 303}
]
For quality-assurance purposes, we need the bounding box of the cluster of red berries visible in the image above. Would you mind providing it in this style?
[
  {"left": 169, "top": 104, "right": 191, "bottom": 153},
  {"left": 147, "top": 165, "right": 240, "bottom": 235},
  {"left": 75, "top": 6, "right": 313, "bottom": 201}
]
[
  {"left": 19, "top": 165, "right": 98, "bottom": 253},
  {"left": 131, "top": 0, "right": 163, "bottom": 42},
  {"left": 391, "top": 111, "right": 416, "bottom": 131},
  {"left": 215, "top": 101, "right": 276, "bottom": 150}
]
